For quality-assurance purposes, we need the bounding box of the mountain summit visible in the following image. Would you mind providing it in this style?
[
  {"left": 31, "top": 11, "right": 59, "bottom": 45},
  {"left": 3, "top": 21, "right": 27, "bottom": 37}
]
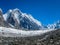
[{"left": 2, "top": 8, "right": 42, "bottom": 30}]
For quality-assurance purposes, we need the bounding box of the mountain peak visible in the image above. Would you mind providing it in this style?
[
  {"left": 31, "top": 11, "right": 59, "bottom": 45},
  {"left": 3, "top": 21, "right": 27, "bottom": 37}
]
[
  {"left": 13, "top": 8, "right": 21, "bottom": 13},
  {"left": 3, "top": 8, "right": 42, "bottom": 30},
  {"left": 13, "top": 8, "right": 19, "bottom": 11}
]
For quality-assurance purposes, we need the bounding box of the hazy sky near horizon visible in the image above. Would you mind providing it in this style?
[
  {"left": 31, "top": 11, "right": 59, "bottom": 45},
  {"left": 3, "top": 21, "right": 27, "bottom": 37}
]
[{"left": 0, "top": 0, "right": 60, "bottom": 25}]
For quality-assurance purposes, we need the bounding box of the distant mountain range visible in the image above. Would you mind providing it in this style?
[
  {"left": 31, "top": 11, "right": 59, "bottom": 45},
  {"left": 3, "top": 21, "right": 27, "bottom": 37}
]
[
  {"left": 0, "top": 8, "right": 60, "bottom": 30},
  {"left": 47, "top": 20, "right": 60, "bottom": 29}
]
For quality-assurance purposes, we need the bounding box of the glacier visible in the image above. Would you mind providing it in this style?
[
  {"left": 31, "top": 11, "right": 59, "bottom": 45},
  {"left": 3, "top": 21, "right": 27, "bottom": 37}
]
[{"left": 0, "top": 27, "right": 55, "bottom": 37}]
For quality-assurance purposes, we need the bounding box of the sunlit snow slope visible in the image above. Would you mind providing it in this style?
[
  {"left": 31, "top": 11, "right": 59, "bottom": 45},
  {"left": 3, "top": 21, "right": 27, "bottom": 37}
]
[{"left": 0, "top": 27, "right": 55, "bottom": 37}]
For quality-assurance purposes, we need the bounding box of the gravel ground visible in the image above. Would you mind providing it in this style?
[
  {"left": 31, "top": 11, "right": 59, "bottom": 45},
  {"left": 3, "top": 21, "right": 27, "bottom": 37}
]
[{"left": 0, "top": 29, "right": 60, "bottom": 45}]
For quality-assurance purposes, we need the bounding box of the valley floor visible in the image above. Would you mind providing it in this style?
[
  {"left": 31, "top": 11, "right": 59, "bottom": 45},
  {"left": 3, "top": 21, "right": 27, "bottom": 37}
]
[{"left": 0, "top": 29, "right": 60, "bottom": 45}]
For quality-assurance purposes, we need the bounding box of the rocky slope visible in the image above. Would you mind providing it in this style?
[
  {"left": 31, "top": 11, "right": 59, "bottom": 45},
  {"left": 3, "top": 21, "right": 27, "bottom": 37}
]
[
  {"left": 0, "top": 29, "right": 59, "bottom": 45},
  {"left": 0, "top": 9, "right": 11, "bottom": 28}
]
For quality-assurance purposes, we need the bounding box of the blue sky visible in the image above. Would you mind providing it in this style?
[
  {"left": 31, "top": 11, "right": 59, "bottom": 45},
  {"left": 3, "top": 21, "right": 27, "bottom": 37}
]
[{"left": 0, "top": 0, "right": 60, "bottom": 25}]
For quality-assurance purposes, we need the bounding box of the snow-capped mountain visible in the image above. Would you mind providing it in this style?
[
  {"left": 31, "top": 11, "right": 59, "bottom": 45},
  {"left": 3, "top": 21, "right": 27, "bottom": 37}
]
[
  {"left": 3, "top": 8, "right": 42, "bottom": 30},
  {"left": 54, "top": 20, "right": 60, "bottom": 29},
  {"left": 0, "top": 8, "right": 56, "bottom": 38},
  {"left": 0, "top": 8, "right": 59, "bottom": 30},
  {"left": 47, "top": 20, "right": 60, "bottom": 29}
]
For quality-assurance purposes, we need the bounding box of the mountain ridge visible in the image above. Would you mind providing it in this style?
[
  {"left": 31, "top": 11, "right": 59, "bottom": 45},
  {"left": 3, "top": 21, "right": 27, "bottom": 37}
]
[
  {"left": 0, "top": 8, "right": 42, "bottom": 30},
  {"left": 0, "top": 8, "right": 59, "bottom": 30}
]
